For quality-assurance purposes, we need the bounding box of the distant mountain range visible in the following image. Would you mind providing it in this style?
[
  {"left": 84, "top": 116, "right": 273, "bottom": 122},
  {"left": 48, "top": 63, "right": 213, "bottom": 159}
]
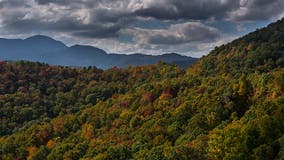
[{"left": 0, "top": 35, "right": 197, "bottom": 69}]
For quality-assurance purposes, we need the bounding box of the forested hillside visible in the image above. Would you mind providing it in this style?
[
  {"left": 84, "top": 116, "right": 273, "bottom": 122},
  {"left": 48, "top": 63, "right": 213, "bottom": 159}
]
[{"left": 0, "top": 19, "right": 284, "bottom": 160}]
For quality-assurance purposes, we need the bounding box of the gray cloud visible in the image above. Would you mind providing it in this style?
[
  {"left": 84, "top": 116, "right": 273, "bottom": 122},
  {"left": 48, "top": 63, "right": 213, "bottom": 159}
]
[
  {"left": 133, "top": 22, "right": 222, "bottom": 45},
  {"left": 0, "top": 0, "right": 27, "bottom": 8},
  {"left": 32, "top": 0, "right": 284, "bottom": 22},
  {"left": 134, "top": 0, "right": 284, "bottom": 21},
  {"left": 72, "top": 25, "right": 121, "bottom": 38},
  {"left": 34, "top": 0, "right": 69, "bottom": 5},
  {"left": 229, "top": 0, "right": 284, "bottom": 21},
  {"left": 1, "top": 0, "right": 282, "bottom": 37},
  {"left": 116, "top": 21, "right": 223, "bottom": 57},
  {"left": 0, "top": 0, "right": 134, "bottom": 38},
  {"left": 134, "top": 0, "right": 240, "bottom": 20}
]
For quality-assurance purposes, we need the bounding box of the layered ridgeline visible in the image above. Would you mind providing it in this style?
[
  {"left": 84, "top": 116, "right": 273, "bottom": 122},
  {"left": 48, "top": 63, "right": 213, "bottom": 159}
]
[
  {"left": 0, "top": 35, "right": 197, "bottom": 69},
  {"left": 0, "top": 19, "right": 284, "bottom": 160}
]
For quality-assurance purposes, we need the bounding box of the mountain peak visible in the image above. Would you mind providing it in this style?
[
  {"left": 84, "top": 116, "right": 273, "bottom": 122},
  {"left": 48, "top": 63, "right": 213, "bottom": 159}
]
[
  {"left": 161, "top": 53, "right": 187, "bottom": 57},
  {"left": 24, "top": 35, "right": 67, "bottom": 49},
  {"left": 24, "top": 35, "right": 58, "bottom": 42},
  {"left": 25, "top": 35, "right": 50, "bottom": 39},
  {"left": 69, "top": 45, "right": 107, "bottom": 54},
  {"left": 70, "top": 44, "right": 101, "bottom": 49}
]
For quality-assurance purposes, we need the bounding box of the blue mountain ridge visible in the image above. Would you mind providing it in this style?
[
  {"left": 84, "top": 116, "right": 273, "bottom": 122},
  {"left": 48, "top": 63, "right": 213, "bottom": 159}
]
[{"left": 0, "top": 35, "right": 198, "bottom": 69}]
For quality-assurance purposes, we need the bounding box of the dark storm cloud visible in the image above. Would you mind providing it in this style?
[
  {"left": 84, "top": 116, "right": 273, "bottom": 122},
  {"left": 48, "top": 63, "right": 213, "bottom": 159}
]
[
  {"left": 0, "top": 0, "right": 25, "bottom": 6},
  {"left": 1, "top": 0, "right": 283, "bottom": 39},
  {"left": 3, "top": 17, "right": 128, "bottom": 39},
  {"left": 134, "top": 0, "right": 284, "bottom": 21},
  {"left": 0, "top": 0, "right": 134, "bottom": 39},
  {"left": 34, "top": 0, "right": 69, "bottom": 5},
  {"left": 134, "top": 0, "right": 240, "bottom": 20},
  {"left": 33, "top": 0, "right": 284, "bottom": 22},
  {"left": 34, "top": 0, "right": 128, "bottom": 9}
]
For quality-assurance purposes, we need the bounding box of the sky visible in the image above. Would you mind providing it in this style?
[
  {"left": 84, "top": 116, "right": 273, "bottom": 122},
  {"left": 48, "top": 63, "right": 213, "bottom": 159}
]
[{"left": 0, "top": 0, "right": 283, "bottom": 57}]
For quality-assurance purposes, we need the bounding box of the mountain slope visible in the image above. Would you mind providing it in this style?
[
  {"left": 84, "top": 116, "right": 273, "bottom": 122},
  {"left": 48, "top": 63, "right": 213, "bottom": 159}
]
[
  {"left": 0, "top": 36, "right": 197, "bottom": 69},
  {"left": 0, "top": 35, "right": 67, "bottom": 61},
  {"left": 192, "top": 18, "right": 284, "bottom": 75},
  {"left": 24, "top": 35, "right": 67, "bottom": 50},
  {"left": 0, "top": 19, "right": 284, "bottom": 160}
]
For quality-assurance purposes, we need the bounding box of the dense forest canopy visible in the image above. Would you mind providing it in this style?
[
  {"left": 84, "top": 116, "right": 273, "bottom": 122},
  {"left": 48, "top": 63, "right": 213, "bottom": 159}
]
[{"left": 0, "top": 19, "right": 284, "bottom": 160}]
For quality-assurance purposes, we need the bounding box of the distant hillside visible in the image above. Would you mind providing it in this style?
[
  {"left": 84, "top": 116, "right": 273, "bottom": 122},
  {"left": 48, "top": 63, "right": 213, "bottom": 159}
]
[
  {"left": 192, "top": 18, "right": 284, "bottom": 75},
  {"left": 0, "top": 35, "right": 197, "bottom": 69}
]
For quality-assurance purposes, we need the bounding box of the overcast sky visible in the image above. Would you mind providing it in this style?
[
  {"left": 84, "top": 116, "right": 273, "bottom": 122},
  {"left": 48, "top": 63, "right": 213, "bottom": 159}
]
[{"left": 0, "top": 0, "right": 283, "bottom": 57}]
